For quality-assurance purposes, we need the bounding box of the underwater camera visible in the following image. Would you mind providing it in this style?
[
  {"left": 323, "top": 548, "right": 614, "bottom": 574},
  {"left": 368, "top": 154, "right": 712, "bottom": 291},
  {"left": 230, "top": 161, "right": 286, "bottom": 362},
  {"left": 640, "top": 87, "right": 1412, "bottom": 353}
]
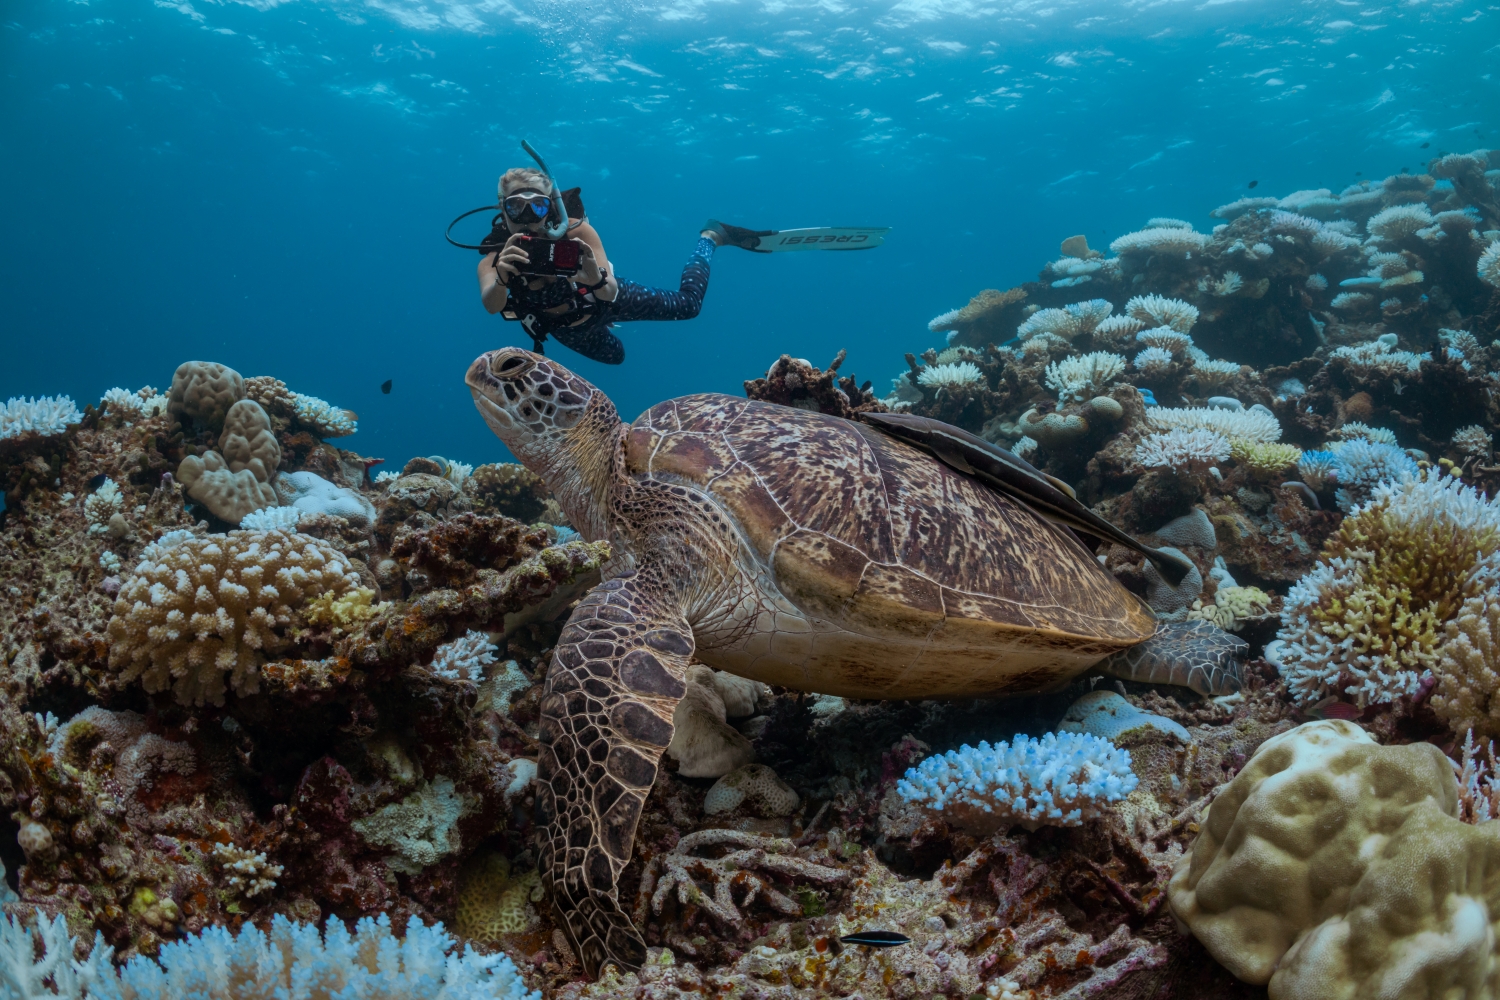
[{"left": 515, "top": 235, "right": 583, "bottom": 277}]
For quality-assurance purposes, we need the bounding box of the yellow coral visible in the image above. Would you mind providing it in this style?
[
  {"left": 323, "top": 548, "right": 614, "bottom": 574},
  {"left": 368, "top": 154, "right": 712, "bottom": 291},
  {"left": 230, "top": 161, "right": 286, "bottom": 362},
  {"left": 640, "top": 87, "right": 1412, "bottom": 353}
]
[
  {"left": 455, "top": 853, "right": 541, "bottom": 943},
  {"left": 1189, "top": 585, "right": 1271, "bottom": 630},
  {"left": 1229, "top": 439, "right": 1302, "bottom": 478},
  {"left": 106, "top": 529, "right": 363, "bottom": 706},
  {"left": 304, "top": 587, "right": 377, "bottom": 630}
]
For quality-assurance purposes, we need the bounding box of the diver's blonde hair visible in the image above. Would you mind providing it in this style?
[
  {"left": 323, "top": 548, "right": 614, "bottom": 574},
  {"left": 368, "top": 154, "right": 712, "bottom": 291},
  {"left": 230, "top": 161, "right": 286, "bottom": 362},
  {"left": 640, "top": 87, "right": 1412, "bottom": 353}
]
[{"left": 499, "top": 167, "right": 551, "bottom": 198}]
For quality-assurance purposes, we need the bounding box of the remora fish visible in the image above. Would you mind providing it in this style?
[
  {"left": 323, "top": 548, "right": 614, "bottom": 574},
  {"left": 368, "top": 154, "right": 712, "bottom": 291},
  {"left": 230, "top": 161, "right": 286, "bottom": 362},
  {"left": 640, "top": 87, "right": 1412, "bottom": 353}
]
[
  {"left": 860, "top": 411, "right": 1194, "bottom": 587},
  {"left": 840, "top": 931, "right": 911, "bottom": 948}
]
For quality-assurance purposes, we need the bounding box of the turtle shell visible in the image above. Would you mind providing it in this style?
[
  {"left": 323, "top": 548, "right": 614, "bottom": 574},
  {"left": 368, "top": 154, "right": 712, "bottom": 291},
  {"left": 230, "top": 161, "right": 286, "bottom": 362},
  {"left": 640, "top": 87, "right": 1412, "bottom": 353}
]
[{"left": 623, "top": 394, "right": 1157, "bottom": 699}]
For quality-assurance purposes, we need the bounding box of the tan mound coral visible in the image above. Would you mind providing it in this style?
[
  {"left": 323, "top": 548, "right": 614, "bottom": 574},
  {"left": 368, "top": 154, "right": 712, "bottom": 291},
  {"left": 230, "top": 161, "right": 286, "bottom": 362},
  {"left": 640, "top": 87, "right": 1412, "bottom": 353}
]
[
  {"left": 106, "top": 528, "right": 364, "bottom": 705},
  {"left": 167, "top": 361, "right": 244, "bottom": 428},
  {"left": 1168, "top": 719, "right": 1500, "bottom": 1000},
  {"left": 455, "top": 853, "right": 541, "bottom": 943},
  {"left": 218, "top": 399, "right": 281, "bottom": 481},
  {"left": 177, "top": 450, "right": 278, "bottom": 525}
]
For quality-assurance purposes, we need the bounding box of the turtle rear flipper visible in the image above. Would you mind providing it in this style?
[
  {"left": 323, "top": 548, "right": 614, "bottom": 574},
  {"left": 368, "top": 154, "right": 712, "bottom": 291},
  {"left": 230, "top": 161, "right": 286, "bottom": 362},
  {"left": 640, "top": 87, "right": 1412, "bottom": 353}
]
[{"left": 1099, "top": 620, "right": 1248, "bottom": 697}]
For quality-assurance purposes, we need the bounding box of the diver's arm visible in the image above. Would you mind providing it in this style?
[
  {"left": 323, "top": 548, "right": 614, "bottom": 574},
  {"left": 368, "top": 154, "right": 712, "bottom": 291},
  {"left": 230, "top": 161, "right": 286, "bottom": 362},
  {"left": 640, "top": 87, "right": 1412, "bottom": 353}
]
[
  {"left": 571, "top": 220, "right": 618, "bottom": 302},
  {"left": 478, "top": 236, "right": 532, "bottom": 314}
]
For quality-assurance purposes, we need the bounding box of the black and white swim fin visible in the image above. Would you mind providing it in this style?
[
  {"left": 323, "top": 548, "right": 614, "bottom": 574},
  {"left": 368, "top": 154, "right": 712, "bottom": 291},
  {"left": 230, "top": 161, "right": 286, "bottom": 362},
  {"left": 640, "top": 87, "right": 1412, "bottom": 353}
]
[{"left": 704, "top": 219, "right": 890, "bottom": 253}]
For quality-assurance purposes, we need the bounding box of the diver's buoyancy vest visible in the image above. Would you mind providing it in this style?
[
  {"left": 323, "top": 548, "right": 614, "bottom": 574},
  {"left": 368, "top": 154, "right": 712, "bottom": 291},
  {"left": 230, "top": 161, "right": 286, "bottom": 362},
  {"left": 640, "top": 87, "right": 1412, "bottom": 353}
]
[{"left": 480, "top": 187, "right": 603, "bottom": 348}]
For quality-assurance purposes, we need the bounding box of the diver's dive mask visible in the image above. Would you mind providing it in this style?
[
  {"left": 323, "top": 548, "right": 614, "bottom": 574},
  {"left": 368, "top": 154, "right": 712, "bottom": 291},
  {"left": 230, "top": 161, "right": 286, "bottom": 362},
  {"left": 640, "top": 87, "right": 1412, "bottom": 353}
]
[{"left": 503, "top": 191, "right": 554, "bottom": 224}]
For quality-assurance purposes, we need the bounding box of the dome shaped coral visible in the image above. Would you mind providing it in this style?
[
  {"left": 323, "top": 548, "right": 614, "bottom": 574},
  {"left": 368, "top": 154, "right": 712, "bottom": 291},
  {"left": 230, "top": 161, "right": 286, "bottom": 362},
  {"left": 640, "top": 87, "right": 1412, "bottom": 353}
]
[{"left": 106, "top": 528, "right": 365, "bottom": 706}]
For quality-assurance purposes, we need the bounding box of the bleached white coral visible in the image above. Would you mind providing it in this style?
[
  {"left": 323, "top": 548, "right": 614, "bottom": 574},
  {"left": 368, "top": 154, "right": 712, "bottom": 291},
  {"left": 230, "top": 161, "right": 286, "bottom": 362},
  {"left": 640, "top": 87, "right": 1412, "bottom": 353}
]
[
  {"left": 1330, "top": 291, "right": 1374, "bottom": 311},
  {"left": 1146, "top": 405, "right": 1282, "bottom": 444},
  {"left": 1453, "top": 425, "right": 1494, "bottom": 459},
  {"left": 1146, "top": 217, "right": 1193, "bottom": 230},
  {"left": 1298, "top": 450, "right": 1338, "bottom": 491},
  {"left": 1330, "top": 340, "right": 1428, "bottom": 375},
  {"left": 1199, "top": 271, "right": 1244, "bottom": 297},
  {"left": 1192, "top": 358, "right": 1241, "bottom": 387},
  {"left": 1125, "top": 294, "right": 1198, "bottom": 333},
  {"left": 1011, "top": 436, "right": 1037, "bottom": 459},
  {"left": 926, "top": 307, "right": 963, "bottom": 332},
  {"left": 1135, "top": 429, "right": 1230, "bottom": 470},
  {"left": 1441, "top": 328, "right": 1482, "bottom": 356},
  {"left": 101, "top": 387, "right": 167, "bottom": 420},
  {"left": 1479, "top": 240, "right": 1500, "bottom": 290},
  {"left": 1094, "top": 314, "right": 1146, "bottom": 338},
  {"left": 1135, "top": 328, "right": 1194, "bottom": 355},
  {"left": 1269, "top": 211, "right": 1323, "bottom": 237},
  {"left": 1331, "top": 422, "right": 1397, "bottom": 445},
  {"left": 1312, "top": 229, "right": 1362, "bottom": 256},
  {"left": 1110, "top": 227, "right": 1208, "bottom": 256},
  {"left": 430, "top": 630, "right": 498, "bottom": 682},
  {"left": 1276, "top": 474, "right": 1500, "bottom": 709},
  {"left": 241, "top": 505, "right": 303, "bottom": 531},
  {"left": 1, "top": 395, "right": 82, "bottom": 441},
  {"left": 1329, "top": 440, "right": 1419, "bottom": 511},
  {"left": 1044, "top": 352, "right": 1125, "bottom": 402},
  {"left": 1211, "top": 196, "right": 1279, "bottom": 219},
  {"left": 934, "top": 346, "right": 977, "bottom": 365},
  {"left": 896, "top": 732, "right": 1137, "bottom": 830},
  {"left": 427, "top": 456, "right": 474, "bottom": 488},
  {"left": 85, "top": 478, "right": 124, "bottom": 531},
  {"left": 290, "top": 392, "right": 357, "bottom": 437},
  {"left": 1366, "top": 204, "right": 1434, "bottom": 243},
  {"left": 1015, "top": 299, "right": 1113, "bottom": 341},
  {"left": 918, "top": 361, "right": 983, "bottom": 389},
  {"left": 0, "top": 908, "right": 117, "bottom": 1000},
  {"left": 1306, "top": 274, "right": 1328, "bottom": 291},
  {"left": 1133, "top": 347, "right": 1175, "bottom": 376}
]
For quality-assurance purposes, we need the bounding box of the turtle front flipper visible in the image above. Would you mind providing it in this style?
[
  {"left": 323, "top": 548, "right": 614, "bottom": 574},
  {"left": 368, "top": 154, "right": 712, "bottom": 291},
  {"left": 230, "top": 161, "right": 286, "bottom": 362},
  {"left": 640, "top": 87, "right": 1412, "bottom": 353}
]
[
  {"left": 1097, "top": 619, "right": 1248, "bottom": 696},
  {"left": 537, "top": 570, "right": 692, "bottom": 978}
]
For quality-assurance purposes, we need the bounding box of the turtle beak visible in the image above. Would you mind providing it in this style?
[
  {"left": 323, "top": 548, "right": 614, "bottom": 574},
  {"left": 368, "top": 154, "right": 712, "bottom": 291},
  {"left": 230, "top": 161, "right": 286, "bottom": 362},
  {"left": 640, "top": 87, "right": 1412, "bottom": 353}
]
[{"left": 467, "top": 352, "right": 520, "bottom": 439}]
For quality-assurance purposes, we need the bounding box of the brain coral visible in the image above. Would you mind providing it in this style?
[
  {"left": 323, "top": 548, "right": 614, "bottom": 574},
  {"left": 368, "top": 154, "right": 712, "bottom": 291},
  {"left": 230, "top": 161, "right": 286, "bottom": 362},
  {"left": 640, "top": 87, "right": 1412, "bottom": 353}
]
[
  {"left": 167, "top": 361, "right": 244, "bottom": 428},
  {"left": 218, "top": 399, "right": 281, "bottom": 482},
  {"left": 1167, "top": 720, "right": 1500, "bottom": 1000},
  {"left": 1274, "top": 473, "right": 1500, "bottom": 711},
  {"left": 106, "top": 528, "right": 364, "bottom": 706},
  {"left": 456, "top": 854, "right": 542, "bottom": 943}
]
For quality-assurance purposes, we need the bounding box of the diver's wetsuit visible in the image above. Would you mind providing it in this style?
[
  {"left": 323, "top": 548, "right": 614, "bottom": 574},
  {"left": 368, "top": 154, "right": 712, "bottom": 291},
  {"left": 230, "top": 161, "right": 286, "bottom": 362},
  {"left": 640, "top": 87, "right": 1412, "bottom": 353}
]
[{"left": 480, "top": 224, "right": 715, "bottom": 365}]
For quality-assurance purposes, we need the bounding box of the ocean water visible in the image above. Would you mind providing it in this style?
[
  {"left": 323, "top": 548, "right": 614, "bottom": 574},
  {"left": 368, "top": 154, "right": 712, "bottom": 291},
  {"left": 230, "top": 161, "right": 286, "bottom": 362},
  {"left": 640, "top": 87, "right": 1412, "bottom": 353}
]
[{"left": 3, "top": 0, "right": 1492, "bottom": 467}]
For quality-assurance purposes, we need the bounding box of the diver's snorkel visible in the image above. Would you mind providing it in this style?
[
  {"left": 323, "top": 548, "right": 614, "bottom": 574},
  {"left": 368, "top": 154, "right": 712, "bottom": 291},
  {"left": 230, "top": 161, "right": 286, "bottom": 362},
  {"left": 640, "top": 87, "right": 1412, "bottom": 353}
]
[
  {"left": 520, "top": 139, "right": 571, "bottom": 241},
  {"left": 443, "top": 139, "right": 571, "bottom": 249}
]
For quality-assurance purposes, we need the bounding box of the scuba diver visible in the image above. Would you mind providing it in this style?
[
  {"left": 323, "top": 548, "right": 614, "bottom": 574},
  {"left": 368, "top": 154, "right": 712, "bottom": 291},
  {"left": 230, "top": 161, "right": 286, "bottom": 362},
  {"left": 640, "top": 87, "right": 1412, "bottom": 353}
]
[{"left": 451, "top": 141, "right": 889, "bottom": 365}]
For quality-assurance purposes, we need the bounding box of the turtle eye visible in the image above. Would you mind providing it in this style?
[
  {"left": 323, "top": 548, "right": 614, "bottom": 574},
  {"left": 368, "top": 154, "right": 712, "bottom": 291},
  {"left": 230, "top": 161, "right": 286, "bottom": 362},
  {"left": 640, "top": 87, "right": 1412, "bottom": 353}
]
[{"left": 492, "top": 353, "right": 533, "bottom": 380}]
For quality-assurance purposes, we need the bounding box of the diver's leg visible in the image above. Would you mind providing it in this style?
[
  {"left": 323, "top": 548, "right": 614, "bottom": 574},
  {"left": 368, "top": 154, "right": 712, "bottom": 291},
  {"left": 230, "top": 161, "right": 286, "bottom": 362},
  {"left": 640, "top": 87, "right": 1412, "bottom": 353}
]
[
  {"left": 551, "top": 321, "right": 626, "bottom": 365},
  {"left": 608, "top": 236, "right": 716, "bottom": 322}
]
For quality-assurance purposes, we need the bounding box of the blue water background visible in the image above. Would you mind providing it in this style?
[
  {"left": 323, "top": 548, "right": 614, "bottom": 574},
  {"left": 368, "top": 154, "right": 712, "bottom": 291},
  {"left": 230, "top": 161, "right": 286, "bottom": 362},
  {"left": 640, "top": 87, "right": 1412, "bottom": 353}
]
[{"left": 4, "top": 0, "right": 1494, "bottom": 468}]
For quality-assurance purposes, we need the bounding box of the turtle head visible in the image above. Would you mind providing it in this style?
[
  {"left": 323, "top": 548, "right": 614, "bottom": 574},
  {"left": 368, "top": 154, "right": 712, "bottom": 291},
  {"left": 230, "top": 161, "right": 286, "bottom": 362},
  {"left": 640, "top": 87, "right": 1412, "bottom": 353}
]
[{"left": 467, "top": 347, "right": 620, "bottom": 540}]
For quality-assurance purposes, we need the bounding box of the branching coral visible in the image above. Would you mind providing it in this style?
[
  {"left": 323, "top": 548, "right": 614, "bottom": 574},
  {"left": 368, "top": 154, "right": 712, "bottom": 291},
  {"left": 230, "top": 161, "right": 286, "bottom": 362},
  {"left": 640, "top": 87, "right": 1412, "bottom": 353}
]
[
  {"left": 1145, "top": 405, "right": 1282, "bottom": 444},
  {"left": 1125, "top": 294, "right": 1199, "bottom": 333},
  {"left": 636, "top": 830, "right": 848, "bottom": 928},
  {"left": 1430, "top": 557, "right": 1500, "bottom": 740},
  {"left": 917, "top": 361, "right": 982, "bottom": 389},
  {"left": 1332, "top": 421, "right": 1398, "bottom": 445},
  {"left": 0, "top": 909, "right": 116, "bottom": 999},
  {"left": 430, "top": 629, "right": 498, "bottom": 681},
  {"left": 1015, "top": 299, "right": 1113, "bottom": 341},
  {"left": 213, "top": 843, "right": 283, "bottom": 898},
  {"left": 1043, "top": 351, "right": 1125, "bottom": 402},
  {"left": 1328, "top": 439, "right": 1419, "bottom": 510},
  {"left": 1329, "top": 339, "right": 1429, "bottom": 375},
  {"left": 1230, "top": 440, "right": 1302, "bottom": 478},
  {"left": 101, "top": 387, "right": 167, "bottom": 420},
  {"left": 896, "top": 732, "right": 1137, "bottom": 834},
  {"left": 290, "top": 392, "right": 358, "bottom": 438},
  {"left": 106, "top": 528, "right": 364, "bottom": 705},
  {"left": 1135, "top": 430, "right": 1230, "bottom": 471},
  {"left": 1453, "top": 425, "right": 1494, "bottom": 459},
  {"left": 1274, "top": 473, "right": 1500, "bottom": 709},
  {"left": 1453, "top": 730, "right": 1500, "bottom": 824},
  {"left": 1, "top": 395, "right": 82, "bottom": 441}
]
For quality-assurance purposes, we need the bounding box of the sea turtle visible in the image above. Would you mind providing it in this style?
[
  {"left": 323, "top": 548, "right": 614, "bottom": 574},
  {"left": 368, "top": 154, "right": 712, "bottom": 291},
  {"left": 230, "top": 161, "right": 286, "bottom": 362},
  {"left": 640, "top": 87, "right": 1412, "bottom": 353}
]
[{"left": 465, "top": 347, "right": 1246, "bottom": 977}]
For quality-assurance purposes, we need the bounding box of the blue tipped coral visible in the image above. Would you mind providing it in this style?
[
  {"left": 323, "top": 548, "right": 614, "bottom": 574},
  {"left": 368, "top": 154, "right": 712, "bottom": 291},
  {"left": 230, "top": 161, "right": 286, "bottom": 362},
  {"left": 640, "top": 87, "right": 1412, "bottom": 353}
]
[
  {"left": 896, "top": 732, "right": 1138, "bottom": 834},
  {"left": 0, "top": 908, "right": 539, "bottom": 1000},
  {"left": 1328, "top": 439, "right": 1419, "bottom": 511}
]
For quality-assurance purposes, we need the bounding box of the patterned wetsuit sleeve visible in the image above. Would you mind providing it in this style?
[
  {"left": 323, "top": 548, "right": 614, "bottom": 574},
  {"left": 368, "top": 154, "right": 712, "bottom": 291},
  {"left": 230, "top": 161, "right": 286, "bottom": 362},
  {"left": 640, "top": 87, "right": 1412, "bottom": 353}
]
[
  {"left": 550, "top": 323, "right": 626, "bottom": 365},
  {"left": 608, "top": 237, "right": 717, "bottom": 322}
]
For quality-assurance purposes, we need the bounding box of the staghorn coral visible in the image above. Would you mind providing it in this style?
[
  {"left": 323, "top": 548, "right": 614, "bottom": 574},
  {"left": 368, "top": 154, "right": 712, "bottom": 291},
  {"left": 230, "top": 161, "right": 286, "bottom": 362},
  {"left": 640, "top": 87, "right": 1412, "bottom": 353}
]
[
  {"left": 1125, "top": 294, "right": 1199, "bottom": 333},
  {"left": 1, "top": 395, "right": 82, "bottom": 442},
  {"left": 1274, "top": 473, "right": 1500, "bottom": 709},
  {"left": 0, "top": 909, "right": 117, "bottom": 999},
  {"left": 637, "top": 830, "right": 848, "bottom": 929},
  {"left": 896, "top": 732, "right": 1137, "bottom": 834},
  {"left": 1453, "top": 730, "right": 1500, "bottom": 824},
  {"left": 106, "top": 527, "right": 365, "bottom": 705},
  {"left": 1146, "top": 405, "right": 1281, "bottom": 444},
  {"left": 1135, "top": 429, "right": 1230, "bottom": 471},
  {"left": 1043, "top": 351, "right": 1125, "bottom": 402}
]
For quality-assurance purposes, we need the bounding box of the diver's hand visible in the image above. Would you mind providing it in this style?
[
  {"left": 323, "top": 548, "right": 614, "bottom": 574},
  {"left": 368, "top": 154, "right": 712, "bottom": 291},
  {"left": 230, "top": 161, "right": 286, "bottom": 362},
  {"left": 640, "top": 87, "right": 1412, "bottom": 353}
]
[
  {"left": 576, "top": 241, "right": 602, "bottom": 285},
  {"left": 491, "top": 235, "right": 531, "bottom": 281}
]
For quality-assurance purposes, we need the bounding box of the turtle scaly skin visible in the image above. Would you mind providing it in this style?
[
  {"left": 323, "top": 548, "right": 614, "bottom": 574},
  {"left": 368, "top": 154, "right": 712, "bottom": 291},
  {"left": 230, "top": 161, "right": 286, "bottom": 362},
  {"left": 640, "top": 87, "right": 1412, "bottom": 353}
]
[{"left": 465, "top": 347, "right": 1245, "bottom": 978}]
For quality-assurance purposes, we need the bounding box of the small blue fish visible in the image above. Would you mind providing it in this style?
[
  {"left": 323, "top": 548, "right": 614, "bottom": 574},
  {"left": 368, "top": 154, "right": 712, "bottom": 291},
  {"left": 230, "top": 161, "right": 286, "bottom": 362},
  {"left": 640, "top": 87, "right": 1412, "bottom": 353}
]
[{"left": 841, "top": 931, "right": 911, "bottom": 948}]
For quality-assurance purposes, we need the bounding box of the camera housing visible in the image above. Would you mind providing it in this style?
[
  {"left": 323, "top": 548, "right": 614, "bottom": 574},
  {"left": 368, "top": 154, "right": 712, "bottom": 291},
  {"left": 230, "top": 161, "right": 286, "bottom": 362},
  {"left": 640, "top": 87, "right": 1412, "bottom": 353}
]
[{"left": 516, "top": 236, "right": 583, "bottom": 277}]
